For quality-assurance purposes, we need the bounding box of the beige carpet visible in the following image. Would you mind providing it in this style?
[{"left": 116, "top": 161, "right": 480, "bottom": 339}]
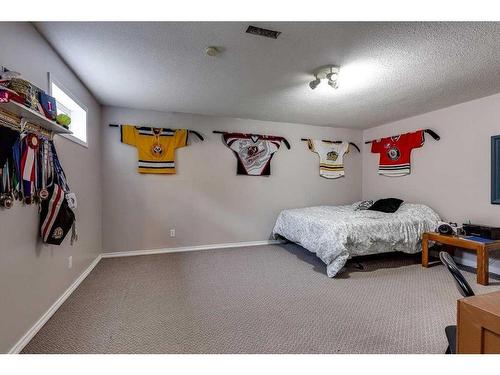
[{"left": 21, "top": 244, "right": 500, "bottom": 354}]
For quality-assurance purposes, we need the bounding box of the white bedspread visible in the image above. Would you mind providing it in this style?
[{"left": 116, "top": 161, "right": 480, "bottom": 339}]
[{"left": 272, "top": 203, "right": 440, "bottom": 277}]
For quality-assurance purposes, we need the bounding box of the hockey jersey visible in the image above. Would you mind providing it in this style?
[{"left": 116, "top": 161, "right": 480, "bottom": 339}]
[
  {"left": 120, "top": 125, "right": 188, "bottom": 174},
  {"left": 371, "top": 130, "right": 425, "bottom": 176},
  {"left": 307, "top": 139, "right": 349, "bottom": 179},
  {"left": 222, "top": 133, "right": 284, "bottom": 176},
  {"left": 39, "top": 184, "right": 75, "bottom": 245}
]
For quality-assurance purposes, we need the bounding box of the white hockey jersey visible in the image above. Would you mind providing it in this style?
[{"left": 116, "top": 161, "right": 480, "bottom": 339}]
[
  {"left": 223, "top": 133, "right": 285, "bottom": 176},
  {"left": 307, "top": 140, "right": 349, "bottom": 179}
]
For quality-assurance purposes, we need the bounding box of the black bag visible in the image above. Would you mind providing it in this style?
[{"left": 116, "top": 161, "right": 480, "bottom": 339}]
[{"left": 39, "top": 184, "right": 75, "bottom": 245}]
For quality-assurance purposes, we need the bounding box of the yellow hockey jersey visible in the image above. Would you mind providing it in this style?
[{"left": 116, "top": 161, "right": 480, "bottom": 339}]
[{"left": 120, "top": 125, "right": 188, "bottom": 174}]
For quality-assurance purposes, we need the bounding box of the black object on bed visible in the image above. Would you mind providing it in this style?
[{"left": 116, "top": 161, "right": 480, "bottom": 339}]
[{"left": 368, "top": 198, "right": 404, "bottom": 213}]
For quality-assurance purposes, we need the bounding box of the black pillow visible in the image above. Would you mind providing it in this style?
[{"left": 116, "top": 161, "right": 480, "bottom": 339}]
[{"left": 368, "top": 198, "right": 404, "bottom": 213}]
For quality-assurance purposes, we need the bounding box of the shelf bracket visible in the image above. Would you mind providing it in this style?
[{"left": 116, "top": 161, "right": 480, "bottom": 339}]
[{"left": 19, "top": 117, "right": 28, "bottom": 133}]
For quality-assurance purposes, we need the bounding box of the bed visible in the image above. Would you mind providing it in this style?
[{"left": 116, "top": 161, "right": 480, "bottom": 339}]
[{"left": 272, "top": 202, "right": 440, "bottom": 277}]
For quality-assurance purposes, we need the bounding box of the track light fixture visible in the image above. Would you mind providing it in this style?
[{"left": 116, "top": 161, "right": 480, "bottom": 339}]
[
  {"left": 328, "top": 80, "right": 339, "bottom": 89},
  {"left": 309, "top": 75, "right": 321, "bottom": 90},
  {"left": 308, "top": 65, "right": 340, "bottom": 90}
]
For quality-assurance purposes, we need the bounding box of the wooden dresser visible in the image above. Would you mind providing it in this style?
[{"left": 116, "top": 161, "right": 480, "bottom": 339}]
[{"left": 457, "top": 290, "right": 500, "bottom": 353}]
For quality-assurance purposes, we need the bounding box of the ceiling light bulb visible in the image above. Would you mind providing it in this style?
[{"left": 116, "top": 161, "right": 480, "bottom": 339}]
[
  {"left": 309, "top": 78, "right": 321, "bottom": 90},
  {"left": 326, "top": 72, "right": 337, "bottom": 81},
  {"left": 328, "top": 79, "right": 339, "bottom": 89}
]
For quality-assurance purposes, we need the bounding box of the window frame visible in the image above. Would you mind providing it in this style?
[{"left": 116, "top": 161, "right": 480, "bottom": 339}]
[
  {"left": 492, "top": 135, "right": 500, "bottom": 204},
  {"left": 48, "top": 73, "right": 89, "bottom": 148}
]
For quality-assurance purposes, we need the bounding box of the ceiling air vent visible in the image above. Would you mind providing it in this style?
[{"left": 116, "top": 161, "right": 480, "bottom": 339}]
[{"left": 245, "top": 25, "right": 281, "bottom": 39}]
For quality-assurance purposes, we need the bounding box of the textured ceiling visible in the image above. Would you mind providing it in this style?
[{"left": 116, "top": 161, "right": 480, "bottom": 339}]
[{"left": 35, "top": 22, "right": 500, "bottom": 129}]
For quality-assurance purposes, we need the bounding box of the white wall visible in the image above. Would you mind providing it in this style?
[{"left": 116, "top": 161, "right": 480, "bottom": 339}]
[
  {"left": 101, "top": 106, "right": 363, "bottom": 252},
  {"left": 0, "top": 22, "right": 102, "bottom": 352},
  {"left": 3, "top": 21, "right": 500, "bottom": 354},
  {"left": 362, "top": 92, "right": 500, "bottom": 273}
]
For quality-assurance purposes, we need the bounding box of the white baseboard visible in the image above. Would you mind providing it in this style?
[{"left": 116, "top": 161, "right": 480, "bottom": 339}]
[
  {"left": 101, "top": 239, "right": 283, "bottom": 258},
  {"left": 453, "top": 254, "right": 500, "bottom": 276},
  {"left": 7, "top": 239, "right": 282, "bottom": 353},
  {"left": 430, "top": 247, "right": 500, "bottom": 275},
  {"left": 8, "top": 254, "right": 102, "bottom": 354}
]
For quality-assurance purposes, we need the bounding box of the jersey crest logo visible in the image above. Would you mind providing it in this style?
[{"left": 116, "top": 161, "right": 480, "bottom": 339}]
[
  {"left": 387, "top": 147, "right": 400, "bottom": 161},
  {"left": 247, "top": 146, "right": 259, "bottom": 157},
  {"left": 327, "top": 151, "right": 339, "bottom": 161},
  {"left": 151, "top": 144, "right": 163, "bottom": 156},
  {"left": 52, "top": 227, "right": 64, "bottom": 240}
]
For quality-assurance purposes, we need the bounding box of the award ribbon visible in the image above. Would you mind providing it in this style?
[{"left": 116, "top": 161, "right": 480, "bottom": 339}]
[{"left": 20, "top": 134, "right": 39, "bottom": 203}]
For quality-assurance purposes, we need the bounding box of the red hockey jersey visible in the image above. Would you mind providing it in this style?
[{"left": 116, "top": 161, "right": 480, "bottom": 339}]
[{"left": 371, "top": 130, "right": 425, "bottom": 176}]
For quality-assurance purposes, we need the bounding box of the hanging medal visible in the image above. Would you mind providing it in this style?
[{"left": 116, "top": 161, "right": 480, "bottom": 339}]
[
  {"left": 151, "top": 128, "right": 164, "bottom": 157},
  {"left": 38, "top": 139, "right": 50, "bottom": 200},
  {"left": 11, "top": 158, "right": 19, "bottom": 201},
  {"left": 0, "top": 162, "right": 14, "bottom": 209}
]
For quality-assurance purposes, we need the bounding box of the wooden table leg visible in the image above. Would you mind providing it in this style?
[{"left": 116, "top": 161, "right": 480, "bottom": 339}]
[
  {"left": 477, "top": 246, "right": 489, "bottom": 286},
  {"left": 422, "top": 233, "right": 429, "bottom": 267}
]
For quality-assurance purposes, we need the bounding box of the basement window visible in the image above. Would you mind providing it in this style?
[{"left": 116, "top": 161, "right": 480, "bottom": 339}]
[{"left": 49, "top": 75, "right": 88, "bottom": 147}]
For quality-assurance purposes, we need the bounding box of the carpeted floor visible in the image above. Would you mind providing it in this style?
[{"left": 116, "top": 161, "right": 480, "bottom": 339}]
[{"left": 22, "top": 244, "right": 500, "bottom": 354}]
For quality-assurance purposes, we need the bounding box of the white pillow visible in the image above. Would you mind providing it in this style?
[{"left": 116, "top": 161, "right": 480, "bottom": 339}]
[{"left": 353, "top": 200, "right": 374, "bottom": 211}]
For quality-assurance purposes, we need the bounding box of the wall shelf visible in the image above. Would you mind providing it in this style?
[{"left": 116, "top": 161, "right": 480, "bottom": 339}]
[{"left": 0, "top": 100, "right": 72, "bottom": 134}]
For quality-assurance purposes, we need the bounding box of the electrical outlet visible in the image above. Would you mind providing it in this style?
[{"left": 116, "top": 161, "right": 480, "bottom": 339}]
[
  {"left": 68, "top": 256, "right": 73, "bottom": 269},
  {"left": 170, "top": 229, "right": 176, "bottom": 238}
]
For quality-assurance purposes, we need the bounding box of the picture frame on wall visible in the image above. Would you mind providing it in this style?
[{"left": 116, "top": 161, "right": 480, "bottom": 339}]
[{"left": 491, "top": 135, "right": 500, "bottom": 204}]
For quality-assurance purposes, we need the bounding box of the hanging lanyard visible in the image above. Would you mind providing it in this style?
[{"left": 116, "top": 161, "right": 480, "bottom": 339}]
[
  {"left": 11, "top": 136, "right": 22, "bottom": 200},
  {"left": 38, "top": 139, "right": 50, "bottom": 200},
  {"left": 50, "top": 141, "right": 70, "bottom": 193},
  {"left": 1, "top": 163, "right": 8, "bottom": 194},
  {"left": 151, "top": 128, "right": 164, "bottom": 156},
  {"left": 46, "top": 140, "right": 54, "bottom": 186},
  {"left": 0, "top": 162, "right": 14, "bottom": 209}
]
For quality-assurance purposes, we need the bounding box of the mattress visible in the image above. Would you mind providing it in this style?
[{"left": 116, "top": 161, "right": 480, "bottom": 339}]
[{"left": 272, "top": 202, "right": 440, "bottom": 277}]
